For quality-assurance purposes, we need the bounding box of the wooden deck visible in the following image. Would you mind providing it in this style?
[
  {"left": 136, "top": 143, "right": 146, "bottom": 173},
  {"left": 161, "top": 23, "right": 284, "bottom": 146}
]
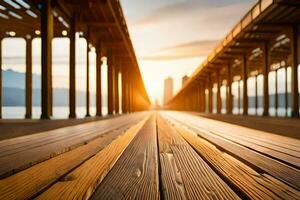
[{"left": 0, "top": 111, "right": 299, "bottom": 199}]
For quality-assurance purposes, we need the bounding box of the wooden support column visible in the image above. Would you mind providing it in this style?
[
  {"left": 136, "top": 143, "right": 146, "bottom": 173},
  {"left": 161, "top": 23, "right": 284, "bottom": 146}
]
[
  {"left": 40, "top": 0, "right": 53, "bottom": 119},
  {"left": 96, "top": 45, "right": 102, "bottom": 117},
  {"left": 121, "top": 67, "right": 128, "bottom": 113},
  {"left": 107, "top": 53, "right": 114, "bottom": 115},
  {"left": 291, "top": 25, "right": 299, "bottom": 118},
  {"left": 263, "top": 42, "right": 269, "bottom": 116},
  {"left": 0, "top": 38, "right": 2, "bottom": 119},
  {"left": 285, "top": 66, "right": 288, "bottom": 117},
  {"left": 208, "top": 75, "right": 213, "bottom": 113},
  {"left": 242, "top": 54, "right": 248, "bottom": 115},
  {"left": 255, "top": 75, "right": 258, "bottom": 115},
  {"left": 216, "top": 70, "right": 221, "bottom": 114},
  {"left": 227, "top": 64, "right": 232, "bottom": 114},
  {"left": 25, "top": 38, "right": 32, "bottom": 119},
  {"left": 69, "top": 14, "right": 76, "bottom": 118},
  {"left": 114, "top": 64, "right": 119, "bottom": 114},
  {"left": 238, "top": 80, "right": 241, "bottom": 114},
  {"left": 128, "top": 77, "right": 132, "bottom": 113},
  {"left": 197, "top": 85, "right": 201, "bottom": 112},
  {"left": 86, "top": 41, "right": 90, "bottom": 117},
  {"left": 202, "top": 81, "right": 206, "bottom": 112},
  {"left": 275, "top": 69, "right": 278, "bottom": 116}
]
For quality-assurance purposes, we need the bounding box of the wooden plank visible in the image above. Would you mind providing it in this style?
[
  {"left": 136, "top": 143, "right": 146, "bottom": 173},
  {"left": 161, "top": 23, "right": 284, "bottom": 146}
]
[
  {"left": 35, "top": 115, "right": 149, "bottom": 199},
  {"left": 157, "top": 116, "right": 240, "bottom": 200},
  {"left": 0, "top": 112, "right": 147, "bottom": 178},
  {"left": 166, "top": 112, "right": 300, "bottom": 168},
  {"left": 91, "top": 116, "right": 159, "bottom": 199},
  {"left": 0, "top": 123, "right": 133, "bottom": 200},
  {"left": 168, "top": 116, "right": 300, "bottom": 199},
  {"left": 163, "top": 112, "right": 300, "bottom": 190}
]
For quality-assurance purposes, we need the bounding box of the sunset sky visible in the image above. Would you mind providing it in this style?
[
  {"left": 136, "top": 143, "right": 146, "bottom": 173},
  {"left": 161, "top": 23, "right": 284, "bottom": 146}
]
[
  {"left": 1, "top": 0, "right": 258, "bottom": 106},
  {"left": 121, "top": 0, "right": 256, "bottom": 104}
]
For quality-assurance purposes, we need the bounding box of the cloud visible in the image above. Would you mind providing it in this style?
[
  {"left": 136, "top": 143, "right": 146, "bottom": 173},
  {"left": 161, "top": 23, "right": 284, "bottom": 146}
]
[
  {"left": 130, "top": 0, "right": 253, "bottom": 27},
  {"left": 139, "top": 40, "right": 218, "bottom": 61}
]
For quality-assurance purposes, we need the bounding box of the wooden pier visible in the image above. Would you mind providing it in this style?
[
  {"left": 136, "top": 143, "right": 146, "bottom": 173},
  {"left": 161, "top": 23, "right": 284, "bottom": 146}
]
[{"left": 0, "top": 112, "right": 299, "bottom": 199}]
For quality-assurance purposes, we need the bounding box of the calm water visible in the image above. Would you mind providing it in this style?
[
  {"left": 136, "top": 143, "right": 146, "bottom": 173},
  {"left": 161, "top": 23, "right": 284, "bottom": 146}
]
[{"left": 2, "top": 106, "right": 108, "bottom": 119}]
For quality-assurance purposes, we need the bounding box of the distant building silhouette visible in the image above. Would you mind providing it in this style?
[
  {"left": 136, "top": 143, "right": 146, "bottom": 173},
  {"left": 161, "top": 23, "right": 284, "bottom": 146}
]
[
  {"left": 164, "top": 77, "right": 173, "bottom": 105},
  {"left": 182, "top": 75, "right": 189, "bottom": 87}
]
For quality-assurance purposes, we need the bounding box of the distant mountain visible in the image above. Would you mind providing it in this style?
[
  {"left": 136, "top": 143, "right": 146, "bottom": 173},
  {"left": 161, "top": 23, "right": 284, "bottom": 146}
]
[
  {"left": 2, "top": 87, "right": 98, "bottom": 107},
  {"left": 2, "top": 69, "right": 41, "bottom": 89},
  {"left": 2, "top": 69, "right": 106, "bottom": 107}
]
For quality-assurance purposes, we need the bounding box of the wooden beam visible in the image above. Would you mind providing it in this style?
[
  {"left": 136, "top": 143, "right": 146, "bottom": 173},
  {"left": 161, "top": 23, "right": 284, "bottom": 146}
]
[
  {"left": 291, "top": 25, "right": 299, "bottom": 118},
  {"left": 40, "top": 0, "right": 53, "bottom": 119},
  {"left": 0, "top": 38, "right": 2, "bottom": 119},
  {"left": 121, "top": 67, "right": 128, "bottom": 113},
  {"left": 107, "top": 52, "right": 114, "bottom": 115},
  {"left": 78, "top": 22, "right": 116, "bottom": 28},
  {"left": 262, "top": 41, "right": 270, "bottom": 116},
  {"left": 69, "top": 14, "right": 77, "bottom": 119},
  {"left": 242, "top": 54, "right": 248, "bottom": 115},
  {"left": 208, "top": 74, "right": 213, "bottom": 113},
  {"left": 25, "top": 38, "right": 32, "bottom": 119},
  {"left": 216, "top": 70, "right": 221, "bottom": 114},
  {"left": 86, "top": 40, "right": 90, "bottom": 117},
  {"left": 96, "top": 43, "right": 102, "bottom": 117},
  {"left": 114, "top": 64, "right": 119, "bottom": 114},
  {"left": 227, "top": 64, "right": 233, "bottom": 114}
]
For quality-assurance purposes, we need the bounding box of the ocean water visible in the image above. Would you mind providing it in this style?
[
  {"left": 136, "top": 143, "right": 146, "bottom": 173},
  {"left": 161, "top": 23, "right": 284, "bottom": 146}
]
[{"left": 2, "top": 106, "right": 108, "bottom": 119}]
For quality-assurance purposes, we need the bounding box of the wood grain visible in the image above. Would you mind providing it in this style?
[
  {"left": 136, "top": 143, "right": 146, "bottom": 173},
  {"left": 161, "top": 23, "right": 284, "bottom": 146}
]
[
  {"left": 0, "top": 124, "right": 133, "bottom": 200},
  {"left": 35, "top": 116, "right": 149, "bottom": 200},
  {"left": 0, "top": 112, "right": 148, "bottom": 178},
  {"left": 162, "top": 112, "right": 300, "bottom": 190},
  {"left": 157, "top": 115, "right": 240, "bottom": 200},
  {"left": 164, "top": 112, "right": 300, "bottom": 168},
  {"left": 171, "top": 119, "right": 300, "bottom": 200},
  {"left": 91, "top": 115, "right": 159, "bottom": 200}
]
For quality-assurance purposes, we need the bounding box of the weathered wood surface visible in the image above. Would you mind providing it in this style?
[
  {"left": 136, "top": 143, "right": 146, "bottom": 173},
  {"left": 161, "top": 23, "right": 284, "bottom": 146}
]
[
  {"left": 36, "top": 116, "right": 148, "bottom": 200},
  {"left": 162, "top": 113, "right": 300, "bottom": 190},
  {"left": 0, "top": 123, "right": 132, "bottom": 200},
  {"left": 0, "top": 112, "right": 148, "bottom": 178},
  {"left": 0, "top": 111, "right": 299, "bottom": 199},
  {"left": 161, "top": 114, "right": 300, "bottom": 199},
  {"left": 91, "top": 116, "right": 159, "bottom": 200},
  {"left": 195, "top": 112, "right": 300, "bottom": 139},
  {"left": 164, "top": 112, "right": 300, "bottom": 168},
  {"left": 157, "top": 115, "right": 240, "bottom": 200}
]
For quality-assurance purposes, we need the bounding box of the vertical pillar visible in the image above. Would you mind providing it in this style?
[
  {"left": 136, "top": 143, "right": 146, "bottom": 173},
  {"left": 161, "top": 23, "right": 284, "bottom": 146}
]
[
  {"left": 216, "top": 70, "right": 221, "bottom": 113},
  {"left": 255, "top": 75, "right": 258, "bottom": 115},
  {"left": 114, "top": 64, "right": 119, "bottom": 114},
  {"left": 121, "top": 67, "right": 128, "bottom": 113},
  {"left": 238, "top": 80, "right": 241, "bottom": 114},
  {"left": 41, "top": 0, "right": 53, "bottom": 119},
  {"left": 128, "top": 77, "right": 132, "bottom": 113},
  {"left": 291, "top": 25, "right": 299, "bottom": 118},
  {"left": 285, "top": 66, "right": 288, "bottom": 117},
  {"left": 208, "top": 74, "right": 213, "bottom": 113},
  {"left": 0, "top": 38, "right": 2, "bottom": 119},
  {"left": 107, "top": 53, "right": 114, "bottom": 115},
  {"left": 263, "top": 42, "right": 269, "bottom": 116},
  {"left": 242, "top": 54, "right": 248, "bottom": 115},
  {"left": 96, "top": 45, "right": 102, "bottom": 116},
  {"left": 275, "top": 69, "right": 278, "bottom": 116},
  {"left": 202, "top": 81, "right": 206, "bottom": 112},
  {"left": 227, "top": 64, "right": 232, "bottom": 114},
  {"left": 25, "top": 38, "right": 32, "bottom": 119},
  {"left": 69, "top": 14, "right": 76, "bottom": 118},
  {"left": 86, "top": 41, "right": 90, "bottom": 117}
]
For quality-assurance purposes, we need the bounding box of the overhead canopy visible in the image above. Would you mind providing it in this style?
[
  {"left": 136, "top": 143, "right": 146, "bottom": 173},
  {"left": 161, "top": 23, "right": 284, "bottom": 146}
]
[
  {"left": 169, "top": 0, "right": 300, "bottom": 105},
  {"left": 0, "top": 0, "right": 149, "bottom": 103}
]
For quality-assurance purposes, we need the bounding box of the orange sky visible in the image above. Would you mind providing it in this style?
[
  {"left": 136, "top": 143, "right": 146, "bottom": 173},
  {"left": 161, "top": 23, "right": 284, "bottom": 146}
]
[{"left": 121, "top": 0, "right": 256, "bottom": 105}]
